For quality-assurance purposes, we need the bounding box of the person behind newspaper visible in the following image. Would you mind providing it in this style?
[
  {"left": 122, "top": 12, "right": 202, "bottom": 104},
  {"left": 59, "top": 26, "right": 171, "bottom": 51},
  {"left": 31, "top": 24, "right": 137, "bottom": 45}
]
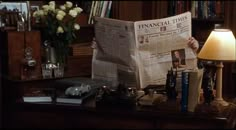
[{"left": 91, "top": 36, "right": 199, "bottom": 87}]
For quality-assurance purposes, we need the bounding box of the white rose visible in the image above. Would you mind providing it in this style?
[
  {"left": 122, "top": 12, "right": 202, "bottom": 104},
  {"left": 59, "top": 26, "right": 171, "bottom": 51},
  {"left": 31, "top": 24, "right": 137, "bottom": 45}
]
[
  {"left": 74, "top": 23, "right": 80, "bottom": 30},
  {"left": 55, "top": 9, "right": 60, "bottom": 13},
  {"left": 33, "top": 11, "right": 38, "bottom": 17},
  {"left": 43, "top": 10, "right": 48, "bottom": 15},
  {"left": 38, "top": 10, "right": 45, "bottom": 16},
  {"left": 65, "top": 1, "right": 73, "bottom": 8},
  {"left": 42, "top": 5, "right": 49, "bottom": 11},
  {"left": 33, "top": 10, "right": 44, "bottom": 17},
  {"left": 58, "top": 10, "right": 66, "bottom": 17},
  {"left": 49, "top": 1, "right": 55, "bottom": 6},
  {"left": 49, "top": 1, "right": 55, "bottom": 8},
  {"left": 69, "top": 9, "right": 77, "bottom": 17},
  {"left": 74, "top": 7, "right": 83, "bottom": 14},
  {"left": 48, "top": 4, "right": 55, "bottom": 12},
  {"left": 56, "top": 14, "right": 64, "bottom": 21},
  {"left": 48, "top": 6, "right": 55, "bottom": 12},
  {"left": 57, "top": 26, "right": 64, "bottom": 33},
  {"left": 60, "top": 5, "right": 66, "bottom": 10}
]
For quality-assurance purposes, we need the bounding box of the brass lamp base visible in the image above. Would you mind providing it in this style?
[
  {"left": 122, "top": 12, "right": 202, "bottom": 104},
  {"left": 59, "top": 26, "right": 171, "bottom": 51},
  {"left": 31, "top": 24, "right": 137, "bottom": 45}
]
[
  {"left": 195, "top": 99, "right": 229, "bottom": 114},
  {"left": 211, "top": 98, "right": 229, "bottom": 107}
]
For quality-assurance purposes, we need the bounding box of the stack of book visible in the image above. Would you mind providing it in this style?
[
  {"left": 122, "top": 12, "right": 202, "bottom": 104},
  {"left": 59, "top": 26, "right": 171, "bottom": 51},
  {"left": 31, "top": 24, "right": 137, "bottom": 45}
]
[
  {"left": 55, "top": 77, "right": 113, "bottom": 104},
  {"left": 191, "top": 1, "right": 224, "bottom": 19},
  {"left": 168, "top": 1, "right": 224, "bottom": 19},
  {"left": 88, "top": 1, "right": 113, "bottom": 24},
  {"left": 23, "top": 96, "right": 52, "bottom": 103},
  {"left": 56, "top": 89, "right": 97, "bottom": 104},
  {"left": 181, "top": 69, "right": 204, "bottom": 112},
  {"left": 22, "top": 87, "right": 54, "bottom": 103}
]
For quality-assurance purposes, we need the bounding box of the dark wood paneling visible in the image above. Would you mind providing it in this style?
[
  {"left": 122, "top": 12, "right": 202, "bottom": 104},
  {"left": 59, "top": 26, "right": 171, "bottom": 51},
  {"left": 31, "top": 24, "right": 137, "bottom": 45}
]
[
  {"left": 111, "top": 1, "right": 143, "bottom": 21},
  {"left": 142, "top": 1, "right": 168, "bottom": 19},
  {"left": 222, "top": 1, "right": 236, "bottom": 97},
  {"left": 64, "top": 55, "right": 92, "bottom": 77},
  {"left": 0, "top": 53, "right": 2, "bottom": 128},
  {"left": 112, "top": 1, "right": 168, "bottom": 21},
  {"left": 7, "top": 32, "right": 25, "bottom": 79},
  {"left": 224, "top": 1, "right": 236, "bottom": 35}
]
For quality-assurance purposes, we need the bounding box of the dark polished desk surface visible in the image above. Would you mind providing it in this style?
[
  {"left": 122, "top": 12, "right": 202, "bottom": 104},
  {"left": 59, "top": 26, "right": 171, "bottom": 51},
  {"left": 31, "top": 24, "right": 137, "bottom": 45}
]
[
  {"left": 4, "top": 97, "right": 236, "bottom": 129},
  {"left": 2, "top": 77, "right": 236, "bottom": 129}
]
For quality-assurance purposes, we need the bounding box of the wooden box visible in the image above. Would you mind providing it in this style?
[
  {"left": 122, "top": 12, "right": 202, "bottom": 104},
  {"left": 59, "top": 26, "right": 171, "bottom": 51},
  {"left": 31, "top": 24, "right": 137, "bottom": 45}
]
[{"left": 7, "top": 31, "right": 42, "bottom": 80}]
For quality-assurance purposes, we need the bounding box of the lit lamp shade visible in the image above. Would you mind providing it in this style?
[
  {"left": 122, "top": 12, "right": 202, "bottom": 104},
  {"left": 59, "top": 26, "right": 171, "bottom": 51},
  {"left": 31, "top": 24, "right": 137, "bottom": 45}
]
[
  {"left": 198, "top": 29, "right": 236, "bottom": 61},
  {"left": 197, "top": 29, "right": 236, "bottom": 107}
]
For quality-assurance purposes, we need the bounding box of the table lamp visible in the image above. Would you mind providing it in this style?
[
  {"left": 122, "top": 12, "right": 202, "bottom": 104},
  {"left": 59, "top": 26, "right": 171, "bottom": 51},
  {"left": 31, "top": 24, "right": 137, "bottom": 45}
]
[{"left": 198, "top": 29, "right": 236, "bottom": 106}]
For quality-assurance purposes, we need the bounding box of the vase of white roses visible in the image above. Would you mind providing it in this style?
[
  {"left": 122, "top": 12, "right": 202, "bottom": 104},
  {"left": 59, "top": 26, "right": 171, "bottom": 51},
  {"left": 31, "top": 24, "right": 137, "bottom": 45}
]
[{"left": 33, "top": 1, "right": 82, "bottom": 78}]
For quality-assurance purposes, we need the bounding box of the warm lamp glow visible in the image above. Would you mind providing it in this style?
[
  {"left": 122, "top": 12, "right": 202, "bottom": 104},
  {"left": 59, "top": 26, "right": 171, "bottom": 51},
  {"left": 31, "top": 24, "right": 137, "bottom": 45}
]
[
  {"left": 198, "top": 29, "right": 236, "bottom": 107},
  {"left": 198, "top": 29, "right": 236, "bottom": 61}
]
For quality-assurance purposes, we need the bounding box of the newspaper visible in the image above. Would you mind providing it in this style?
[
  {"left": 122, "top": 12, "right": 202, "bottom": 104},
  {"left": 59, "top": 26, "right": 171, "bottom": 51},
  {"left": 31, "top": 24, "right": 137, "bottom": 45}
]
[
  {"left": 92, "top": 12, "right": 197, "bottom": 89},
  {"left": 92, "top": 18, "right": 138, "bottom": 88}
]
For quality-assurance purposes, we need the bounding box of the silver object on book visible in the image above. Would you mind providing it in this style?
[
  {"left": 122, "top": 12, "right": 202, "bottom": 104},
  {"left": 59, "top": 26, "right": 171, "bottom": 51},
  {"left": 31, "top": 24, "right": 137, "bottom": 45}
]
[{"left": 65, "top": 84, "right": 91, "bottom": 97}]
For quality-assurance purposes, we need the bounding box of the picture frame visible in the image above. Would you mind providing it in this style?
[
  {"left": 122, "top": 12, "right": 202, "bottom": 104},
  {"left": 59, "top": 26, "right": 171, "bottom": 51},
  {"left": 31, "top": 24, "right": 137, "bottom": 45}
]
[{"left": 0, "top": 2, "right": 28, "bottom": 19}]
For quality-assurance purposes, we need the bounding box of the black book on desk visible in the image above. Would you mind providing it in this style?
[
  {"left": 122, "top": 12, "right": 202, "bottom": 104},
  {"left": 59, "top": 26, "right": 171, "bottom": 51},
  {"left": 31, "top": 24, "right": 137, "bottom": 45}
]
[
  {"left": 55, "top": 77, "right": 112, "bottom": 104},
  {"left": 23, "top": 96, "right": 53, "bottom": 103},
  {"left": 22, "top": 88, "right": 54, "bottom": 103},
  {"left": 56, "top": 89, "right": 97, "bottom": 104}
]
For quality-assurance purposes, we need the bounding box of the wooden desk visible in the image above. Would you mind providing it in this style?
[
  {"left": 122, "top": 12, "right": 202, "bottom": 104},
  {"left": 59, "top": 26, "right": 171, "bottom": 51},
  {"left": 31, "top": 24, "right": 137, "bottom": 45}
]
[
  {"left": 2, "top": 78, "right": 236, "bottom": 129},
  {"left": 3, "top": 97, "right": 236, "bottom": 129}
]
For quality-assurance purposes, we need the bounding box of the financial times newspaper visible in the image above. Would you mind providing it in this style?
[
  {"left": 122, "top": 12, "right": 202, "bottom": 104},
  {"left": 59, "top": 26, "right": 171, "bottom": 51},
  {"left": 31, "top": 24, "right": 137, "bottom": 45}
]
[{"left": 92, "top": 12, "right": 197, "bottom": 89}]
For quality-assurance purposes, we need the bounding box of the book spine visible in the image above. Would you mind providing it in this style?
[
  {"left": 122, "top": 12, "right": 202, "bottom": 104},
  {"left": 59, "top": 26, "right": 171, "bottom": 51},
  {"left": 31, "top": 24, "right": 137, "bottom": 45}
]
[
  {"left": 105, "top": 1, "right": 112, "bottom": 18},
  {"left": 88, "top": 1, "right": 95, "bottom": 24},
  {"left": 191, "top": 1, "right": 196, "bottom": 18},
  {"left": 168, "top": 1, "right": 173, "bottom": 16},
  {"left": 95, "top": 1, "right": 101, "bottom": 17},
  {"left": 172, "top": 1, "right": 176, "bottom": 15},
  {"left": 91, "top": 1, "right": 99, "bottom": 24},
  {"left": 208, "top": 1, "right": 216, "bottom": 18},
  {"left": 203, "top": 1, "right": 208, "bottom": 19},
  {"left": 215, "top": 1, "right": 221, "bottom": 18},
  {"left": 181, "top": 71, "right": 189, "bottom": 112},
  {"left": 176, "top": 1, "right": 181, "bottom": 14},
  {"left": 195, "top": 1, "right": 198, "bottom": 18},
  {"left": 187, "top": 69, "right": 203, "bottom": 112},
  {"left": 101, "top": 1, "right": 109, "bottom": 17},
  {"left": 198, "top": 1, "right": 203, "bottom": 18},
  {"left": 98, "top": 1, "right": 104, "bottom": 17}
]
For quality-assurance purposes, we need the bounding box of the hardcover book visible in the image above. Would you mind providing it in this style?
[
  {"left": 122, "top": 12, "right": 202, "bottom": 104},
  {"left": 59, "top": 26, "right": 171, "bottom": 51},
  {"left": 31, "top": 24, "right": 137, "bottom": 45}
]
[
  {"left": 23, "top": 96, "right": 52, "bottom": 103},
  {"left": 55, "top": 77, "right": 112, "bottom": 104},
  {"left": 22, "top": 87, "right": 54, "bottom": 103},
  {"left": 56, "top": 90, "right": 96, "bottom": 104},
  {"left": 181, "top": 70, "right": 189, "bottom": 112},
  {"left": 187, "top": 69, "right": 203, "bottom": 112}
]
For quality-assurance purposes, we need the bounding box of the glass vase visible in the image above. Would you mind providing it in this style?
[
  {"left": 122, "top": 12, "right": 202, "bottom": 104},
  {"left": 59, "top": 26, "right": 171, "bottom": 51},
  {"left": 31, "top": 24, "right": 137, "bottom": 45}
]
[
  {"left": 41, "top": 64, "right": 53, "bottom": 79},
  {"left": 43, "top": 40, "right": 57, "bottom": 64},
  {"left": 54, "top": 63, "right": 64, "bottom": 78}
]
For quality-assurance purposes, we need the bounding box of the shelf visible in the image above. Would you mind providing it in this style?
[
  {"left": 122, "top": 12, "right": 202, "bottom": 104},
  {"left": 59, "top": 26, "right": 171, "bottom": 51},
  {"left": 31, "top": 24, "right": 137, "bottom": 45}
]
[{"left": 192, "top": 18, "right": 224, "bottom": 23}]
